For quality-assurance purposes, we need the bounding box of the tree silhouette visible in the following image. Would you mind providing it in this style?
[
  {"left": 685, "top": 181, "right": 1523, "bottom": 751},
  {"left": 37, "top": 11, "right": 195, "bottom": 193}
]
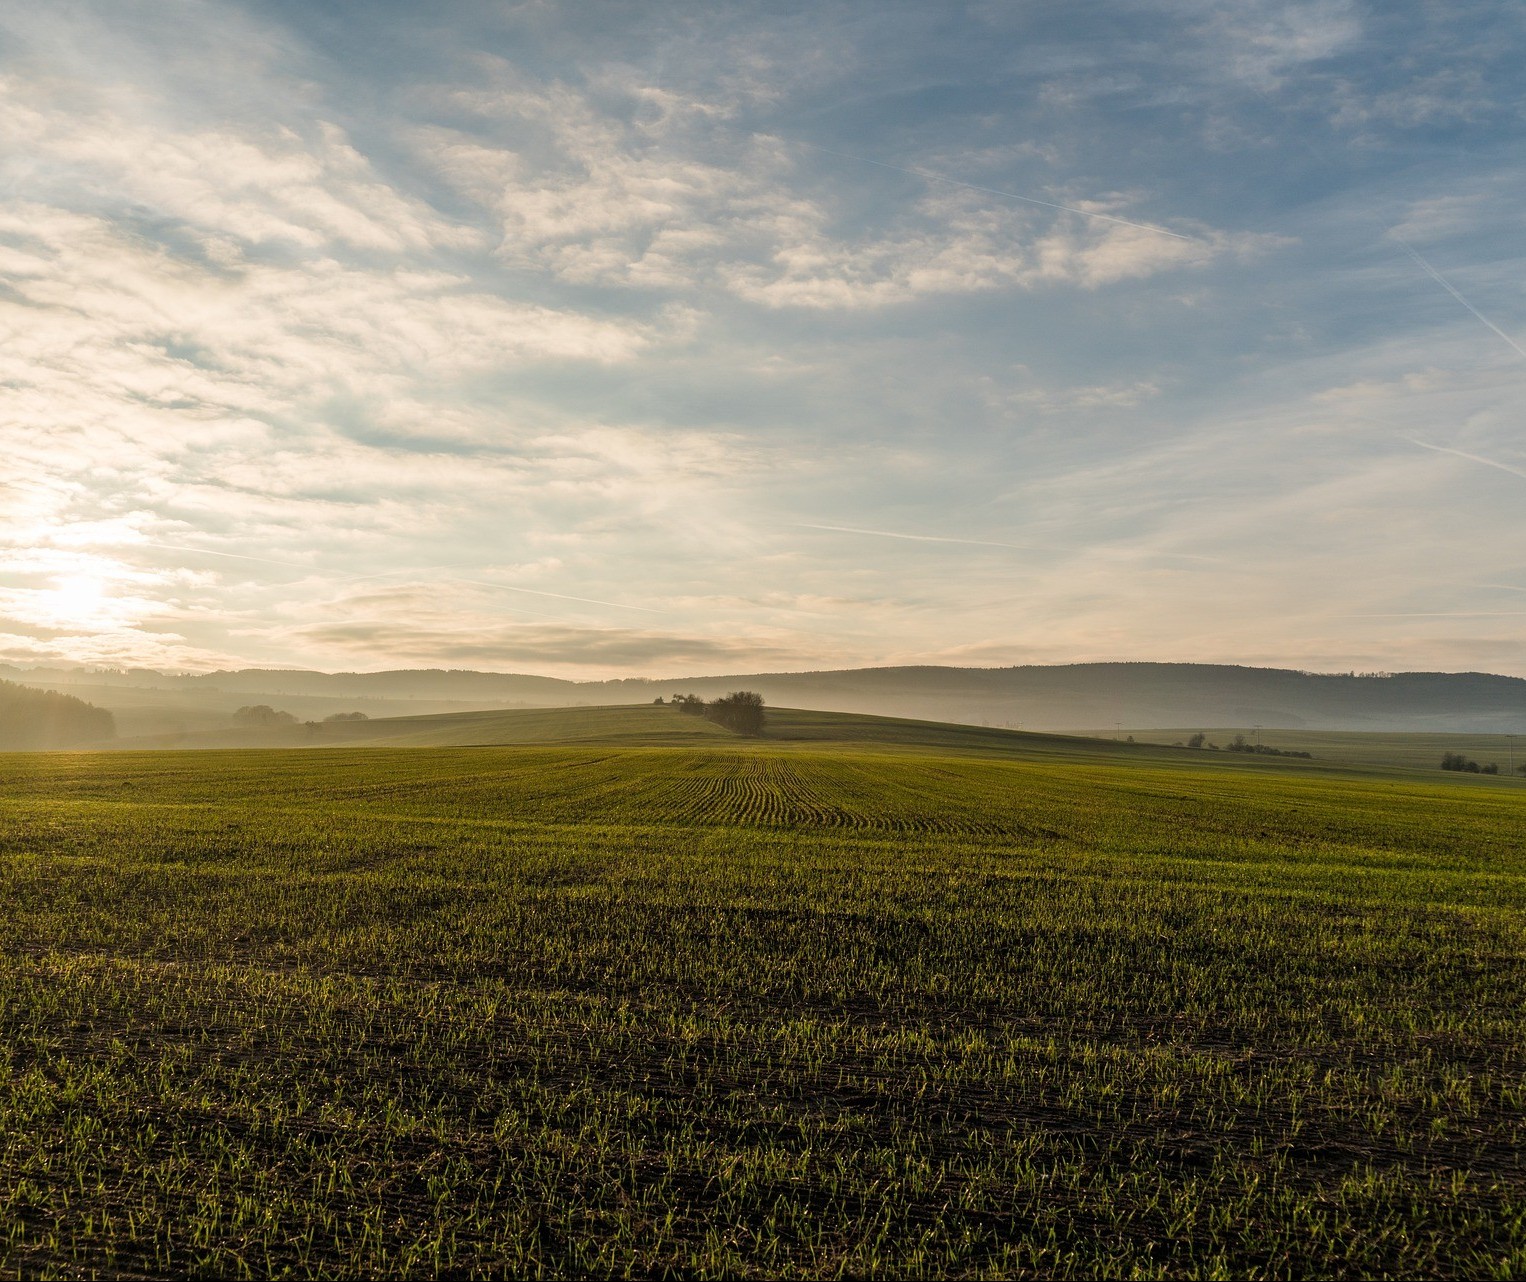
[
  {"left": 0, "top": 679, "right": 114, "bottom": 748},
  {"left": 705, "top": 691, "right": 765, "bottom": 736},
  {"left": 233, "top": 705, "right": 297, "bottom": 727}
]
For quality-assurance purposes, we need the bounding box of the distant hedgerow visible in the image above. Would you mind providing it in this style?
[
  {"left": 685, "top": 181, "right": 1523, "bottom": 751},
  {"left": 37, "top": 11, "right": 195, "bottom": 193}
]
[{"left": 1226, "top": 735, "right": 1312, "bottom": 759}]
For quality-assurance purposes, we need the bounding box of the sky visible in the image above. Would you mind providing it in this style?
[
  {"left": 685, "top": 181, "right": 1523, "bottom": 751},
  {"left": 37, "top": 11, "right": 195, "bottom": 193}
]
[{"left": 2, "top": 0, "right": 1524, "bottom": 678}]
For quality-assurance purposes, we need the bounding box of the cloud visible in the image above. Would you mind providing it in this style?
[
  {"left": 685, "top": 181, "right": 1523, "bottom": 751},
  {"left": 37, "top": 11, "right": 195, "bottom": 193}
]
[
  {"left": 1384, "top": 195, "right": 1494, "bottom": 243},
  {"left": 1198, "top": 0, "right": 1360, "bottom": 92},
  {"left": 0, "top": 184, "right": 668, "bottom": 596},
  {"left": 1004, "top": 379, "right": 1162, "bottom": 413},
  {"left": 1331, "top": 67, "right": 1496, "bottom": 130},
  {"left": 0, "top": 77, "right": 469, "bottom": 254},
  {"left": 0, "top": 205, "right": 652, "bottom": 393},
  {"left": 290, "top": 618, "right": 803, "bottom": 670},
  {"left": 0, "top": 150, "right": 749, "bottom": 673},
  {"left": 721, "top": 190, "right": 1277, "bottom": 309},
  {"left": 248, "top": 567, "right": 850, "bottom": 675},
  {"left": 416, "top": 70, "right": 1272, "bottom": 310},
  {"left": 4, "top": 0, "right": 1526, "bottom": 679}
]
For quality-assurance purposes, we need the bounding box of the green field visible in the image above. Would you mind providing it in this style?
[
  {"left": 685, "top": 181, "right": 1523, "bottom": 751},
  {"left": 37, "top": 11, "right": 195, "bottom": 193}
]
[
  {"left": 102, "top": 702, "right": 1133, "bottom": 754},
  {"left": 106, "top": 700, "right": 1526, "bottom": 784},
  {"left": 2, "top": 709, "right": 1523, "bottom": 1277},
  {"left": 1126, "top": 727, "right": 1526, "bottom": 776}
]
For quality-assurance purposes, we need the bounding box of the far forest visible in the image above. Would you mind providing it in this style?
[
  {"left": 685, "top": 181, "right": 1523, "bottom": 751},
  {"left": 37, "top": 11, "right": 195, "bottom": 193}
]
[{"left": 0, "top": 679, "right": 115, "bottom": 749}]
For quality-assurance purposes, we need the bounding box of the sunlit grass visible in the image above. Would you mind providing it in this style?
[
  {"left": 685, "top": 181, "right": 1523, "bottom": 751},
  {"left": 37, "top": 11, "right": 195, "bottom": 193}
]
[{"left": 0, "top": 745, "right": 1522, "bottom": 1277}]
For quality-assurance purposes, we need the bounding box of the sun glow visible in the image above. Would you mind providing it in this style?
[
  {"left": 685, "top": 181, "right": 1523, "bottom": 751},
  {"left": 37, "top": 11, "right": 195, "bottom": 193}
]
[
  {"left": 41, "top": 574, "right": 114, "bottom": 629},
  {"left": 4, "top": 565, "right": 150, "bottom": 636},
  {"left": 0, "top": 540, "right": 202, "bottom": 666}
]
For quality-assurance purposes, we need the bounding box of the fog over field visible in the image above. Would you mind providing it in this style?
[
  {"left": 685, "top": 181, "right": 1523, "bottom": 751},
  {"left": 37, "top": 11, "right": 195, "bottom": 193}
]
[
  {"left": 8, "top": 660, "right": 1526, "bottom": 741},
  {"left": 3, "top": 1, "right": 1524, "bottom": 681}
]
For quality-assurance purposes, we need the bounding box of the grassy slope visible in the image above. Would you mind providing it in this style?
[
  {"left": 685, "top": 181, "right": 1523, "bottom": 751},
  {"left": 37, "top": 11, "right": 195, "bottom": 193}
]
[
  {"left": 100, "top": 701, "right": 1526, "bottom": 791},
  {"left": 0, "top": 742, "right": 1523, "bottom": 1276},
  {"left": 99, "top": 702, "right": 735, "bottom": 749},
  {"left": 86, "top": 702, "right": 1343, "bottom": 762}
]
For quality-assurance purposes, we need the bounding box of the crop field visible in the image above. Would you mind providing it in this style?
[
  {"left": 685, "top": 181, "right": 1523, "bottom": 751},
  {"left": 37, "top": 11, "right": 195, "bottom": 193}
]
[
  {"left": 1125, "top": 727, "right": 1526, "bottom": 776},
  {"left": 0, "top": 726, "right": 1523, "bottom": 1277}
]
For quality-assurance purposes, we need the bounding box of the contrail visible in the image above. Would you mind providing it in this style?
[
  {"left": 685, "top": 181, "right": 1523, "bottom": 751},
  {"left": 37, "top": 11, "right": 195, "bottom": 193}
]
[
  {"left": 1408, "top": 439, "right": 1526, "bottom": 482},
  {"left": 797, "top": 522, "right": 1050, "bottom": 552},
  {"left": 1399, "top": 242, "right": 1526, "bottom": 361},
  {"left": 792, "top": 141, "right": 1196, "bottom": 242},
  {"left": 139, "top": 542, "right": 316, "bottom": 571},
  {"left": 798, "top": 522, "right": 1222, "bottom": 563}
]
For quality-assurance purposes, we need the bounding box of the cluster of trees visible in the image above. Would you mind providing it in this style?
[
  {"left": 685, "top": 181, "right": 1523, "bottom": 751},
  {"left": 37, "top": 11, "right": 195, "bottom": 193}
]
[
  {"left": 706, "top": 691, "right": 766, "bottom": 736},
  {"left": 1176, "top": 732, "right": 1311, "bottom": 758},
  {"left": 1225, "top": 735, "right": 1312, "bottom": 759},
  {"left": 661, "top": 694, "right": 708, "bottom": 714},
  {"left": 232, "top": 705, "right": 297, "bottom": 726},
  {"left": 0, "top": 680, "right": 115, "bottom": 749},
  {"left": 1440, "top": 752, "right": 1498, "bottom": 774},
  {"left": 654, "top": 691, "right": 766, "bottom": 736},
  {"left": 233, "top": 707, "right": 368, "bottom": 730}
]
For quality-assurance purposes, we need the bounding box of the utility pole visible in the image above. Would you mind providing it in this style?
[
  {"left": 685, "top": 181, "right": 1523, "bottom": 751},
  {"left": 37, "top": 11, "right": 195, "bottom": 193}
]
[{"left": 1254, "top": 724, "right": 1262, "bottom": 748}]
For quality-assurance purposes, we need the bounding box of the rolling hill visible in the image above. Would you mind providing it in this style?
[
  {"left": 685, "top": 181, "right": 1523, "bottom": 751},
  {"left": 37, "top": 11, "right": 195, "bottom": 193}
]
[
  {"left": 82, "top": 700, "right": 1524, "bottom": 781},
  {"left": 10, "top": 661, "right": 1526, "bottom": 736}
]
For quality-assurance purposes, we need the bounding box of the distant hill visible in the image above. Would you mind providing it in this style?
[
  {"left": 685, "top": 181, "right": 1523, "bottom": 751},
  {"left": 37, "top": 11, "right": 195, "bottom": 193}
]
[
  {"left": 6, "top": 661, "right": 1526, "bottom": 734},
  {"left": 94, "top": 703, "right": 1526, "bottom": 780},
  {"left": 102, "top": 703, "right": 1193, "bottom": 768},
  {"left": 647, "top": 663, "right": 1526, "bottom": 734},
  {"left": 0, "top": 679, "right": 115, "bottom": 749}
]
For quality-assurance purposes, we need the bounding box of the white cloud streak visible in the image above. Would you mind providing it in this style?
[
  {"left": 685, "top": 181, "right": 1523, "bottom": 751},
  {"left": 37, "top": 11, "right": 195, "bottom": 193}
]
[
  {"left": 1399, "top": 242, "right": 1526, "bottom": 361},
  {"left": 1408, "top": 439, "right": 1526, "bottom": 482}
]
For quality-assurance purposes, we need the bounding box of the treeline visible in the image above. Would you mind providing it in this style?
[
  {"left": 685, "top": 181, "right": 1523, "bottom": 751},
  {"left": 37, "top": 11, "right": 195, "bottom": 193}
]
[
  {"left": 1177, "top": 732, "right": 1312, "bottom": 758},
  {"left": 233, "top": 704, "right": 297, "bottom": 726},
  {"left": 1224, "top": 735, "right": 1312, "bottom": 759},
  {"left": 233, "top": 706, "right": 368, "bottom": 728},
  {"left": 0, "top": 679, "right": 115, "bottom": 749},
  {"left": 658, "top": 691, "right": 766, "bottom": 737}
]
